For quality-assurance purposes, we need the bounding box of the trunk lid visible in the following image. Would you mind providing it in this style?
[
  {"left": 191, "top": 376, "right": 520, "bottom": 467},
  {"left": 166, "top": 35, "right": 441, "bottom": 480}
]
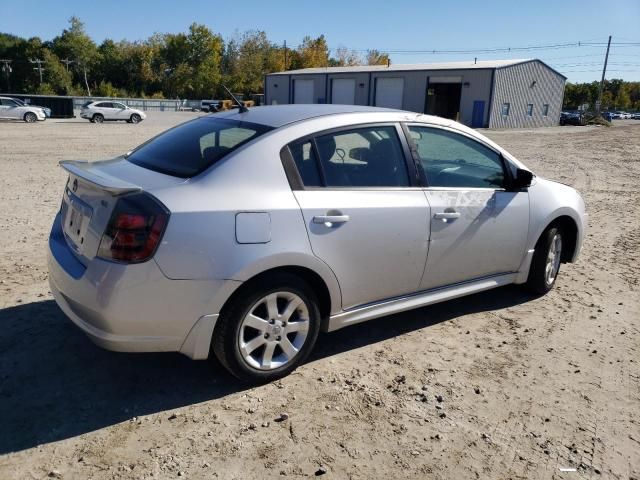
[{"left": 58, "top": 157, "right": 184, "bottom": 265}]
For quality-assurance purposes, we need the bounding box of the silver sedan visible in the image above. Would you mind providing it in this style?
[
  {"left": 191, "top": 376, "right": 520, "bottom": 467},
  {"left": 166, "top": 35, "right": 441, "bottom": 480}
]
[{"left": 48, "top": 105, "right": 587, "bottom": 382}]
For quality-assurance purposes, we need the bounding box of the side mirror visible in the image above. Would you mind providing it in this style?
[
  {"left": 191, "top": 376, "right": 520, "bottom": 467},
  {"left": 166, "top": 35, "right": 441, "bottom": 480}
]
[{"left": 511, "top": 168, "right": 533, "bottom": 190}]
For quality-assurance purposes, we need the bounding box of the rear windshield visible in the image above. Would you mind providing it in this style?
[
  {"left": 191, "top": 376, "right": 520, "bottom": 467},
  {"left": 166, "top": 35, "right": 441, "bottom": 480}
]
[{"left": 126, "top": 117, "right": 272, "bottom": 178}]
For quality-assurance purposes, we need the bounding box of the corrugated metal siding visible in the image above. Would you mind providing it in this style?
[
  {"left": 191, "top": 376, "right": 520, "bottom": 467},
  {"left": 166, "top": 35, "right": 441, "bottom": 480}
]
[
  {"left": 264, "top": 69, "right": 494, "bottom": 127},
  {"left": 327, "top": 73, "right": 370, "bottom": 105},
  {"left": 489, "top": 60, "right": 565, "bottom": 128},
  {"left": 265, "top": 75, "right": 289, "bottom": 105}
]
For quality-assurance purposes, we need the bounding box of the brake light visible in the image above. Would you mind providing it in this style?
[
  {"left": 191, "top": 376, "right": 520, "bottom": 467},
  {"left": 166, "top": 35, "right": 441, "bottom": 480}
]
[{"left": 97, "top": 193, "right": 169, "bottom": 263}]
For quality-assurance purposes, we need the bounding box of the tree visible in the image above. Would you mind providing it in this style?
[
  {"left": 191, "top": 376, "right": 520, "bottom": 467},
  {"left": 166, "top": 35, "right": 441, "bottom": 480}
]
[
  {"left": 366, "top": 49, "right": 390, "bottom": 66},
  {"left": 330, "top": 46, "right": 362, "bottom": 67},
  {"left": 51, "top": 17, "right": 98, "bottom": 95},
  {"left": 292, "top": 35, "right": 329, "bottom": 69},
  {"left": 222, "top": 30, "right": 285, "bottom": 95}
]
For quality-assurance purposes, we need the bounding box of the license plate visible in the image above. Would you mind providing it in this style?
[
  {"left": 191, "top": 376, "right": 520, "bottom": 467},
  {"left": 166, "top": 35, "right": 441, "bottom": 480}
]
[{"left": 63, "top": 190, "right": 93, "bottom": 252}]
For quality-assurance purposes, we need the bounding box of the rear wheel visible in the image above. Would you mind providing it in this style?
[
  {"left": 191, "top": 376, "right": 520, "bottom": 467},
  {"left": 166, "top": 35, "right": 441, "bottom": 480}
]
[
  {"left": 24, "top": 112, "right": 37, "bottom": 123},
  {"left": 92, "top": 113, "right": 104, "bottom": 123},
  {"left": 526, "top": 226, "right": 563, "bottom": 294},
  {"left": 211, "top": 273, "right": 321, "bottom": 383},
  {"left": 130, "top": 114, "right": 141, "bottom": 124}
]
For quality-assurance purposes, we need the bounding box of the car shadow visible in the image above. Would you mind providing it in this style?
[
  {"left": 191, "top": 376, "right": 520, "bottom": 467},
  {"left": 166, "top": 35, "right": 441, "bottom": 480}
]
[{"left": 0, "top": 285, "right": 533, "bottom": 454}]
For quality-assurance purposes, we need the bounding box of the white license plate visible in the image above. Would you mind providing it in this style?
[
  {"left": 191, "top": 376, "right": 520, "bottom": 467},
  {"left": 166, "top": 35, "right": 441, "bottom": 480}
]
[{"left": 63, "top": 191, "right": 93, "bottom": 251}]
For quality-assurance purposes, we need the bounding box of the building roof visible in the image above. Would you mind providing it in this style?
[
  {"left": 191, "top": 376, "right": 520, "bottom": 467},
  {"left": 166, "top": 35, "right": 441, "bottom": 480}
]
[
  {"left": 211, "top": 104, "right": 414, "bottom": 128},
  {"left": 267, "top": 58, "right": 566, "bottom": 79}
]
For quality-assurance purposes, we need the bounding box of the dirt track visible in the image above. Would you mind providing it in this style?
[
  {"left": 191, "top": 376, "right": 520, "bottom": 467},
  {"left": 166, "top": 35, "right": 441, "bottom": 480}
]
[{"left": 0, "top": 114, "right": 638, "bottom": 479}]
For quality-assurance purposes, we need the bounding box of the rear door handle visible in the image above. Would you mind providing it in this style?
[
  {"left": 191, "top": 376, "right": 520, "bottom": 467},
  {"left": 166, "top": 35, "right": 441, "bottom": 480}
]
[
  {"left": 313, "top": 215, "right": 350, "bottom": 226},
  {"left": 434, "top": 211, "right": 461, "bottom": 220}
]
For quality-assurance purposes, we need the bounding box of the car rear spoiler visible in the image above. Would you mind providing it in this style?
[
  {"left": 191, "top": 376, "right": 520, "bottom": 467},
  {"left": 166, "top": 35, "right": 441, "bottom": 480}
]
[{"left": 59, "top": 160, "right": 142, "bottom": 196}]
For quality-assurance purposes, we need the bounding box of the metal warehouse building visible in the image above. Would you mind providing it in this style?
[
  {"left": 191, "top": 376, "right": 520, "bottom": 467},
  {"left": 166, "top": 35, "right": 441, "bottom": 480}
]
[{"left": 264, "top": 59, "right": 566, "bottom": 128}]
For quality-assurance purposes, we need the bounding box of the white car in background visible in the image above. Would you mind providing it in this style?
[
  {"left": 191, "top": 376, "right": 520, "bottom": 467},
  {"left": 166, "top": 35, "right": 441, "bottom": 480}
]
[
  {"left": 80, "top": 101, "right": 146, "bottom": 124},
  {"left": 0, "top": 96, "right": 47, "bottom": 122}
]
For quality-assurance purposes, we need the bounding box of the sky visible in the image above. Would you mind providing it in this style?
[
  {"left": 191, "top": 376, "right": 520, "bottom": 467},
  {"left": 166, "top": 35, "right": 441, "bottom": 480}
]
[{"left": 1, "top": 0, "right": 639, "bottom": 83}]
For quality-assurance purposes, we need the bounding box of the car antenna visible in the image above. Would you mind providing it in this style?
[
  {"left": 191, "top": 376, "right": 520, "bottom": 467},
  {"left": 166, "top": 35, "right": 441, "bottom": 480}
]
[{"left": 223, "top": 85, "right": 248, "bottom": 113}]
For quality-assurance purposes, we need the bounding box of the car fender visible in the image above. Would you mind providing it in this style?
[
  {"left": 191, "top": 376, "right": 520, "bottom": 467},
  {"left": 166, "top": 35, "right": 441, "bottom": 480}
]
[{"left": 527, "top": 177, "right": 587, "bottom": 260}]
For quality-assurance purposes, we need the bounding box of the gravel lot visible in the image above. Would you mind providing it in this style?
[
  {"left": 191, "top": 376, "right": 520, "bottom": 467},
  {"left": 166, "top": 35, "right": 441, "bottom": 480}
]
[{"left": 0, "top": 113, "right": 638, "bottom": 479}]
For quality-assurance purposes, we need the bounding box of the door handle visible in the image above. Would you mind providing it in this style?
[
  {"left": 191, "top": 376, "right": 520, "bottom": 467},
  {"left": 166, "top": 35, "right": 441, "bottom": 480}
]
[
  {"left": 434, "top": 211, "right": 461, "bottom": 220},
  {"left": 313, "top": 215, "right": 350, "bottom": 226}
]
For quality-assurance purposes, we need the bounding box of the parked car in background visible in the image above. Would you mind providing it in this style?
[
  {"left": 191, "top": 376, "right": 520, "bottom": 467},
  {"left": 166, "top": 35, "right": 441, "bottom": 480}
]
[
  {"left": 12, "top": 97, "right": 51, "bottom": 118},
  {"left": 0, "top": 96, "right": 48, "bottom": 122},
  {"left": 601, "top": 112, "right": 614, "bottom": 122},
  {"left": 631, "top": 113, "right": 640, "bottom": 120},
  {"left": 560, "top": 111, "right": 586, "bottom": 126},
  {"left": 80, "top": 101, "right": 146, "bottom": 124},
  {"left": 48, "top": 105, "right": 587, "bottom": 382},
  {"left": 200, "top": 99, "right": 222, "bottom": 112}
]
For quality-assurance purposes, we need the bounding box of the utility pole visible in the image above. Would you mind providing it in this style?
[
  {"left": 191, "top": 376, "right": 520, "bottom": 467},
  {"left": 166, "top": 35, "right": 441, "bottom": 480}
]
[
  {"left": 61, "top": 58, "right": 75, "bottom": 72},
  {"left": 0, "top": 59, "right": 12, "bottom": 92},
  {"left": 29, "top": 58, "right": 45, "bottom": 85},
  {"left": 596, "top": 35, "right": 612, "bottom": 114},
  {"left": 284, "top": 40, "right": 288, "bottom": 70}
]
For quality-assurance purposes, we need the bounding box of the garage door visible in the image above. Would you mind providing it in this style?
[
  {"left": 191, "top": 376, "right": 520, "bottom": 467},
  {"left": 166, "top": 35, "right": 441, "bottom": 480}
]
[
  {"left": 294, "top": 79, "right": 315, "bottom": 104},
  {"left": 375, "top": 77, "right": 404, "bottom": 109},
  {"left": 331, "top": 78, "right": 356, "bottom": 105}
]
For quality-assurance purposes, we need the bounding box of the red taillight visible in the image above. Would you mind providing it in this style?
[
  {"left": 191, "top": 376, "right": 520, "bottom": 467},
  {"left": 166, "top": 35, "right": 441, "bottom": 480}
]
[{"left": 97, "top": 193, "right": 169, "bottom": 263}]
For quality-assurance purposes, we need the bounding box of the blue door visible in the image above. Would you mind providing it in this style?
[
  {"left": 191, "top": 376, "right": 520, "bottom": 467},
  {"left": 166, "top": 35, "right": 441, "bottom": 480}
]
[{"left": 471, "top": 100, "right": 485, "bottom": 128}]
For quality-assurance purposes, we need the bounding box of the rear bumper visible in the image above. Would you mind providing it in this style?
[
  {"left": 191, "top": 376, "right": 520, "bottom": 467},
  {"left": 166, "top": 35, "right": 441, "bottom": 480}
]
[{"left": 47, "top": 213, "right": 239, "bottom": 358}]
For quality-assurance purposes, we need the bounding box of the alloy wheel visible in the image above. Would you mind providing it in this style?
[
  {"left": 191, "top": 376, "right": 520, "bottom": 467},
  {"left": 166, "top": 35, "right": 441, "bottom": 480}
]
[
  {"left": 545, "top": 233, "right": 562, "bottom": 285},
  {"left": 238, "top": 291, "right": 310, "bottom": 370}
]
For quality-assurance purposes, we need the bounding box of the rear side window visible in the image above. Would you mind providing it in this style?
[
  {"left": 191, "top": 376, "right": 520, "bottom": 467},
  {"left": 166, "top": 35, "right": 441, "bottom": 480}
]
[
  {"left": 127, "top": 118, "right": 272, "bottom": 178},
  {"left": 289, "top": 141, "right": 322, "bottom": 187},
  {"left": 293, "top": 126, "right": 409, "bottom": 188}
]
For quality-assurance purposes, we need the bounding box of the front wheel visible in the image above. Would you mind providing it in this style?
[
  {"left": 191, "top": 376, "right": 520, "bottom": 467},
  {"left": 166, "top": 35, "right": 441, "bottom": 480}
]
[
  {"left": 211, "top": 273, "right": 321, "bottom": 383},
  {"left": 24, "top": 112, "right": 37, "bottom": 123},
  {"left": 525, "top": 226, "right": 563, "bottom": 294},
  {"left": 130, "top": 114, "right": 141, "bottom": 124}
]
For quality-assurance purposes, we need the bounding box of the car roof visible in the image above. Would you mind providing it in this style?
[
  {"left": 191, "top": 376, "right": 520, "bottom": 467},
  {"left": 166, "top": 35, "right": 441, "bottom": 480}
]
[{"left": 209, "top": 104, "right": 417, "bottom": 128}]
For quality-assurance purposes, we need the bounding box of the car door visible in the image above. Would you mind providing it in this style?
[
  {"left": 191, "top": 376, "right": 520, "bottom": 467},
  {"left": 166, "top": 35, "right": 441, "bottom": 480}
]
[
  {"left": 405, "top": 124, "right": 529, "bottom": 290},
  {"left": 287, "top": 124, "right": 430, "bottom": 310},
  {"left": 96, "top": 102, "right": 116, "bottom": 119},
  {"left": 112, "top": 102, "right": 128, "bottom": 119}
]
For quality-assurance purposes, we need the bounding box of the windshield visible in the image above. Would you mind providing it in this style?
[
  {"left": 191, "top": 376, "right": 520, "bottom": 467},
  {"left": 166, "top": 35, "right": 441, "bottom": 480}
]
[
  {"left": 12, "top": 98, "right": 25, "bottom": 106},
  {"left": 126, "top": 117, "right": 273, "bottom": 178}
]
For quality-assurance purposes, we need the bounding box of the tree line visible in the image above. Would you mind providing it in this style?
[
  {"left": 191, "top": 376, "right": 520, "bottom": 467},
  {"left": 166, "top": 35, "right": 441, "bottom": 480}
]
[
  {"left": 563, "top": 79, "right": 640, "bottom": 111},
  {"left": 0, "top": 17, "right": 389, "bottom": 99}
]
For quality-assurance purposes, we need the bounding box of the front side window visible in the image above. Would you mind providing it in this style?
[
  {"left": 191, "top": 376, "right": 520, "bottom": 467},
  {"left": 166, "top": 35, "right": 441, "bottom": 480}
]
[
  {"left": 526, "top": 104, "right": 534, "bottom": 116},
  {"left": 127, "top": 118, "right": 272, "bottom": 178},
  {"left": 407, "top": 126, "right": 505, "bottom": 189},
  {"left": 314, "top": 126, "right": 409, "bottom": 187},
  {"left": 501, "top": 103, "right": 510, "bottom": 116}
]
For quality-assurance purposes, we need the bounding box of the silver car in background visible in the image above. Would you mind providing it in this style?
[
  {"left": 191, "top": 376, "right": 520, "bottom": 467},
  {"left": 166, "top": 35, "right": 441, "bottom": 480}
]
[
  {"left": 0, "top": 96, "right": 48, "bottom": 122},
  {"left": 80, "top": 101, "right": 146, "bottom": 123},
  {"left": 48, "top": 105, "right": 587, "bottom": 382}
]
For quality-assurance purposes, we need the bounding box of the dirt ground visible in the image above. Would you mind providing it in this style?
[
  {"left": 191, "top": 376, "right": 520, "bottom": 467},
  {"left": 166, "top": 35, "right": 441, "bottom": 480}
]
[{"left": 0, "top": 113, "right": 638, "bottom": 480}]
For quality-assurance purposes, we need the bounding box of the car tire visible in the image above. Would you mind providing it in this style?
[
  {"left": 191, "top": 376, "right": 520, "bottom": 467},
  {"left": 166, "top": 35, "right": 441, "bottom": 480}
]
[
  {"left": 130, "top": 114, "right": 141, "bottom": 124},
  {"left": 24, "top": 112, "right": 37, "bottom": 123},
  {"left": 525, "top": 226, "right": 563, "bottom": 295},
  {"left": 92, "top": 114, "right": 104, "bottom": 123},
  {"left": 211, "top": 272, "right": 321, "bottom": 383}
]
